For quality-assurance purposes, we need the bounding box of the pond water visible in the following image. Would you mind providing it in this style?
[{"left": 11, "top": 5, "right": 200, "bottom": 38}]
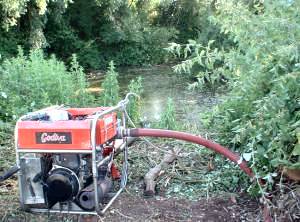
[{"left": 89, "top": 65, "right": 219, "bottom": 127}]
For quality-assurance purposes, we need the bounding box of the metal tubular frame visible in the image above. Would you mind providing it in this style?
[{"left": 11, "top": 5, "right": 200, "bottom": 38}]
[
  {"left": 90, "top": 103, "right": 127, "bottom": 214},
  {"left": 99, "top": 111, "right": 128, "bottom": 215}
]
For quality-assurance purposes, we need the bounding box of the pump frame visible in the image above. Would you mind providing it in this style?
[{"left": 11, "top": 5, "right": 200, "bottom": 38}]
[{"left": 14, "top": 99, "right": 130, "bottom": 216}]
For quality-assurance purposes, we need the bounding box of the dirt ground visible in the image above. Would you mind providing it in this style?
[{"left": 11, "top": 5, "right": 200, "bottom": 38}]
[
  {"left": 101, "top": 192, "right": 260, "bottom": 222},
  {"left": 0, "top": 177, "right": 261, "bottom": 222}
]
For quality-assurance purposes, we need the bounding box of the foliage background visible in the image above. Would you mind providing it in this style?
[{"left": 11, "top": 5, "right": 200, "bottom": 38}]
[
  {"left": 167, "top": 0, "right": 300, "bottom": 195},
  {"left": 0, "top": 0, "right": 180, "bottom": 69}
]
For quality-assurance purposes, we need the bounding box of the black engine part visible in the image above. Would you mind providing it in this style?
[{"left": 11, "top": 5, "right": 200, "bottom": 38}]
[
  {"left": 44, "top": 167, "right": 80, "bottom": 207},
  {"left": 0, "top": 165, "right": 20, "bottom": 183},
  {"left": 77, "top": 178, "right": 112, "bottom": 211},
  {"left": 54, "top": 154, "right": 80, "bottom": 173}
]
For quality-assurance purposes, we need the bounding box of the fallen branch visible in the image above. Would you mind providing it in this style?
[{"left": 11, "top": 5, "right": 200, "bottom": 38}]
[{"left": 144, "top": 147, "right": 182, "bottom": 197}]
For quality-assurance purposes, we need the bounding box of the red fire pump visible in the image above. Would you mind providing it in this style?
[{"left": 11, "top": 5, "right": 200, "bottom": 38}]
[{"left": 0, "top": 94, "right": 254, "bottom": 216}]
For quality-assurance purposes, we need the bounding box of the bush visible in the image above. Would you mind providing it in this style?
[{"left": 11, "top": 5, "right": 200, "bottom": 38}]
[
  {"left": 0, "top": 48, "right": 92, "bottom": 121},
  {"left": 207, "top": 0, "right": 300, "bottom": 191},
  {"left": 168, "top": 0, "right": 300, "bottom": 194},
  {"left": 69, "top": 54, "right": 94, "bottom": 106},
  {"left": 43, "top": 0, "right": 178, "bottom": 69},
  {"left": 98, "top": 26, "right": 177, "bottom": 67},
  {"left": 77, "top": 41, "right": 101, "bottom": 70},
  {"left": 166, "top": 40, "right": 228, "bottom": 91},
  {"left": 0, "top": 28, "right": 23, "bottom": 61}
]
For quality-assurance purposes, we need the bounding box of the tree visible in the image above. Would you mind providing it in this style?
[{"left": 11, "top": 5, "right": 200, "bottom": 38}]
[{"left": 0, "top": 0, "right": 74, "bottom": 51}]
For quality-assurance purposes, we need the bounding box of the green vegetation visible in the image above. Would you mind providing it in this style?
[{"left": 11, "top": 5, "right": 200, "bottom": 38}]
[
  {"left": 169, "top": 0, "right": 300, "bottom": 195},
  {"left": 166, "top": 40, "right": 227, "bottom": 92},
  {"left": 100, "top": 61, "right": 120, "bottom": 106},
  {"left": 211, "top": 0, "right": 300, "bottom": 187},
  {"left": 127, "top": 76, "right": 143, "bottom": 124},
  {"left": 0, "top": 0, "right": 299, "bottom": 219},
  {"left": 158, "top": 98, "right": 177, "bottom": 130},
  {"left": 153, "top": 0, "right": 223, "bottom": 44},
  {"left": 0, "top": 0, "right": 179, "bottom": 69},
  {"left": 100, "top": 64, "right": 143, "bottom": 125},
  {"left": 0, "top": 48, "right": 93, "bottom": 164},
  {"left": 0, "top": 48, "right": 92, "bottom": 122}
]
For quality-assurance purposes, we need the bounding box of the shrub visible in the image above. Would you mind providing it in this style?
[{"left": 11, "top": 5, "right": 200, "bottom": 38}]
[
  {"left": 206, "top": 0, "right": 300, "bottom": 192},
  {"left": 166, "top": 40, "right": 228, "bottom": 91},
  {"left": 69, "top": 54, "right": 94, "bottom": 106},
  {"left": 167, "top": 0, "right": 300, "bottom": 194},
  {"left": 212, "top": 1, "right": 300, "bottom": 165},
  {"left": 0, "top": 28, "right": 22, "bottom": 61},
  {"left": 0, "top": 48, "right": 92, "bottom": 121},
  {"left": 99, "top": 26, "right": 177, "bottom": 67},
  {"left": 76, "top": 41, "right": 101, "bottom": 70}
]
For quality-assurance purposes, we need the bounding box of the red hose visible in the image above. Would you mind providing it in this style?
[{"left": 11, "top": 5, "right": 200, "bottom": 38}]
[{"left": 125, "top": 128, "right": 254, "bottom": 178}]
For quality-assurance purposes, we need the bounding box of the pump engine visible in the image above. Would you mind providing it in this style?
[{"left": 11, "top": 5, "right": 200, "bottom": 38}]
[{"left": 14, "top": 105, "right": 127, "bottom": 215}]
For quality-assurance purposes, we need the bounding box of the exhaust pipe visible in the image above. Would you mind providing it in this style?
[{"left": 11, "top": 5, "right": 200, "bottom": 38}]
[{"left": 78, "top": 178, "right": 112, "bottom": 210}]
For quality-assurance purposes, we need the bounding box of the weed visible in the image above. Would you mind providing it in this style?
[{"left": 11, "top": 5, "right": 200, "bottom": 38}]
[
  {"left": 127, "top": 76, "right": 143, "bottom": 124},
  {"left": 158, "top": 98, "right": 177, "bottom": 130},
  {"left": 0, "top": 48, "right": 92, "bottom": 122},
  {"left": 100, "top": 61, "right": 120, "bottom": 106}
]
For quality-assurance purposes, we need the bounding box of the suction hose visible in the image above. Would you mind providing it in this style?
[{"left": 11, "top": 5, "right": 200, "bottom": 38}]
[
  {"left": 123, "top": 128, "right": 254, "bottom": 178},
  {"left": 0, "top": 165, "right": 20, "bottom": 183}
]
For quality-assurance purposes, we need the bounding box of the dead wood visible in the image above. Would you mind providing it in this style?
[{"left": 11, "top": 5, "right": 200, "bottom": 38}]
[{"left": 144, "top": 147, "right": 181, "bottom": 197}]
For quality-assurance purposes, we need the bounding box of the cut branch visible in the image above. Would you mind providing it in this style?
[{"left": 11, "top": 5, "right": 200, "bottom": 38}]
[{"left": 144, "top": 147, "right": 181, "bottom": 197}]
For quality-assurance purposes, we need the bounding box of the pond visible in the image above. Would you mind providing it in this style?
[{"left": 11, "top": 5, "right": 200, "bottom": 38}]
[{"left": 89, "top": 65, "right": 219, "bottom": 128}]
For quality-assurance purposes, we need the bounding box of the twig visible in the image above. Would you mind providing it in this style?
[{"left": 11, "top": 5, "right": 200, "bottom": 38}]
[{"left": 114, "top": 209, "right": 134, "bottom": 220}]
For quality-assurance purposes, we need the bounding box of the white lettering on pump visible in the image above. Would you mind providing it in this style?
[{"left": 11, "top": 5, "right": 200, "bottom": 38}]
[{"left": 40, "top": 133, "right": 67, "bottom": 143}]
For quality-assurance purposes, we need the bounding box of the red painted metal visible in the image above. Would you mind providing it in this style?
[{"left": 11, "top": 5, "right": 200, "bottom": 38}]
[
  {"left": 67, "top": 107, "right": 109, "bottom": 117},
  {"left": 126, "top": 128, "right": 254, "bottom": 178},
  {"left": 17, "top": 107, "right": 117, "bottom": 150},
  {"left": 102, "top": 146, "right": 121, "bottom": 179},
  {"left": 111, "top": 163, "right": 121, "bottom": 180}
]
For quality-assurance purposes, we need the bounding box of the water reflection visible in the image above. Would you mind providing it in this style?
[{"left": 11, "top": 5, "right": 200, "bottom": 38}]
[{"left": 89, "top": 65, "right": 219, "bottom": 127}]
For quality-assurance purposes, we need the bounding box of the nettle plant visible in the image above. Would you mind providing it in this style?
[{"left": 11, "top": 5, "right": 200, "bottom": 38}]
[
  {"left": 166, "top": 40, "right": 231, "bottom": 92},
  {"left": 159, "top": 97, "right": 178, "bottom": 130},
  {"left": 0, "top": 48, "right": 92, "bottom": 121},
  {"left": 127, "top": 76, "right": 143, "bottom": 124},
  {"left": 100, "top": 61, "right": 120, "bottom": 106},
  {"left": 209, "top": 0, "right": 300, "bottom": 193},
  {"left": 167, "top": 0, "right": 300, "bottom": 195}
]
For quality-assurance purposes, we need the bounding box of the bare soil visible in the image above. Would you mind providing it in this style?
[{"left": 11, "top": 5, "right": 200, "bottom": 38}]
[
  {"left": 101, "top": 192, "right": 260, "bottom": 222},
  {"left": 0, "top": 177, "right": 260, "bottom": 222}
]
